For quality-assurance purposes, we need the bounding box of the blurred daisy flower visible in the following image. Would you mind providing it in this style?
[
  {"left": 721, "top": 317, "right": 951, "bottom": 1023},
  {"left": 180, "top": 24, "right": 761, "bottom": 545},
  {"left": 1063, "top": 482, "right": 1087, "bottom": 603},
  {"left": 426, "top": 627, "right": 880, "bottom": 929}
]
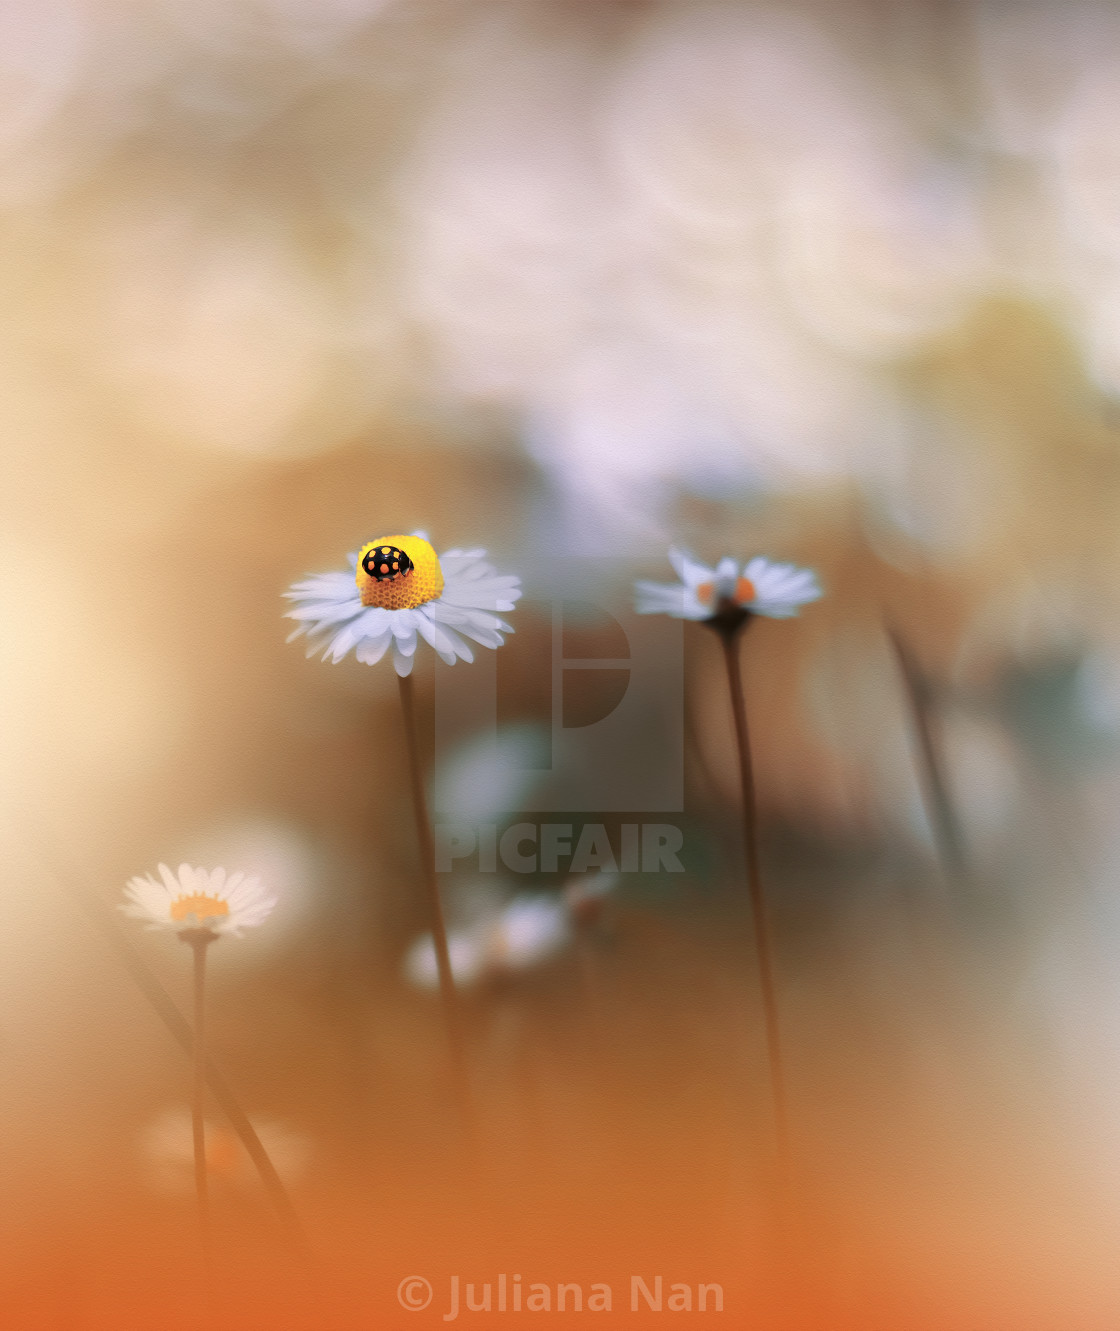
[
  {"left": 635, "top": 548, "right": 822, "bottom": 625},
  {"left": 636, "top": 546, "right": 820, "bottom": 1154},
  {"left": 404, "top": 895, "right": 572, "bottom": 989},
  {"left": 122, "top": 863, "right": 277, "bottom": 937},
  {"left": 404, "top": 876, "right": 618, "bottom": 989},
  {"left": 284, "top": 531, "right": 521, "bottom": 676},
  {"left": 139, "top": 1107, "right": 312, "bottom": 1196},
  {"left": 488, "top": 894, "right": 573, "bottom": 973}
]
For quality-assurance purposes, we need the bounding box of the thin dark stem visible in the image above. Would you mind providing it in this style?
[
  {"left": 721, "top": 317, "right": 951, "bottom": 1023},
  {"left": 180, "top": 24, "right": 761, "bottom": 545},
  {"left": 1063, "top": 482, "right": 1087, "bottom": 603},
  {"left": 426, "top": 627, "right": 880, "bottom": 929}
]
[
  {"left": 396, "top": 672, "right": 472, "bottom": 1116},
  {"left": 185, "top": 932, "right": 213, "bottom": 1256},
  {"left": 886, "top": 624, "right": 970, "bottom": 884},
  {"left": 718, "top": 626, "right": 790, "bottom": 1167}
]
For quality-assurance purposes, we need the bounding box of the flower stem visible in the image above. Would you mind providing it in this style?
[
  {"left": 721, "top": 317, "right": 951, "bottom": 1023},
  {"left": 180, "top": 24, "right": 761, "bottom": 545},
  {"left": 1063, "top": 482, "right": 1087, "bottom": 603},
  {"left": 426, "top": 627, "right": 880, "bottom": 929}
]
[
  {"left": 184, "top": 930, "right": 215, "bottom": 1257},
  {"left": 887, "top": 624, "right": 970, "bottom": 885},
  {"left": 717, "top": 626, "right": 790, "bottom": 1168},
  {"left": 396, "top": 672, "right": 472, "bottom": 1120}
]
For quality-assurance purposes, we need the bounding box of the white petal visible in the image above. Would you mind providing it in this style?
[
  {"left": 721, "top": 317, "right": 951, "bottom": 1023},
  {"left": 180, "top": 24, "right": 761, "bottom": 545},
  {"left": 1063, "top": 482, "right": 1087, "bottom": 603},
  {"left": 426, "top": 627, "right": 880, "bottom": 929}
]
[
  {"left": 391, "top": 612, "right": 419, "bottom": 653},
  {"left": 437, "top": 624, "right": 474, "bottom": 662},
  {"left": 634, "top": 581, "right": 709, "bottom": 620},
  {"left": 439, "top": 549, "right": 489, "bottom": 573},
  {"left": 667, "top": 547, "right": 713, "bottom": 589},
  {"left": 355, "top": 629, "right": 393, "bottom": 665},
  {"left": 740, "top": 556, "right": 822, "bottom": 615},
  {"left": 415, "top": 614, "right": 459, "bottom": 666},
  {"left": 429, "top": 599, "right": 510, "bottom": 654},
  {"left": 223, "top": 873, "right": 255, "bottom": 907},
  {"left": 439, "top": 562, "right": 523, "bottom": 612},
  {"left": 322, "top": 607, "right": 393, "bottom": 663}
]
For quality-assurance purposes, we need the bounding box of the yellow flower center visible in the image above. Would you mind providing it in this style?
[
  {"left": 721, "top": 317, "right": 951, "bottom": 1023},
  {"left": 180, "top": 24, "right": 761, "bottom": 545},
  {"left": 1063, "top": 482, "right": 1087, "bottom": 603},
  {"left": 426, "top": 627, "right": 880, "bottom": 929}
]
[
  {"left": 170, "top": 894, "right": 230, "bottom": 924},
  {"left": 356, "top": 534, "right": 444, "bottom": 609},
  {"left": 697, "top": 577, "right": 756, "bottom": 607}
]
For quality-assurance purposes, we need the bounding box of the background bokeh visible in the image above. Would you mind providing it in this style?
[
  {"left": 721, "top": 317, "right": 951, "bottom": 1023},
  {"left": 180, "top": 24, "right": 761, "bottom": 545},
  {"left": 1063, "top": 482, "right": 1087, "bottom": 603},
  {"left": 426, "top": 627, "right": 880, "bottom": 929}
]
[{"left": 4, "top": 1, "right": 1120, "bottom": 1327}]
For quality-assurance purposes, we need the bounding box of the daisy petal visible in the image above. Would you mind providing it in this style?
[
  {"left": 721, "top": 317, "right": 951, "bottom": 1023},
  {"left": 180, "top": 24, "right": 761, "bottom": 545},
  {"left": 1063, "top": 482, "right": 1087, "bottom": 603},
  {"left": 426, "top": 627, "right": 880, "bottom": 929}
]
[{"left": 667, "top": 547, "right": 713, "bottom": 589}]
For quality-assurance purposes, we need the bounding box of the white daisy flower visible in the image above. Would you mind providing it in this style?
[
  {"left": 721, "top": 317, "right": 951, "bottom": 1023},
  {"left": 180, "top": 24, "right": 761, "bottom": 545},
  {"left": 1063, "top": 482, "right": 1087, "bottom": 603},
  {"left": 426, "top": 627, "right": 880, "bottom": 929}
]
[
  {"left": 122, "top": 863, "right": 277, "bottom": 936},
  {"left": 283, "top": 531, "right": 522, "bottom": 677},
  {"left": 635, "top": 548, "right": 822, "bottom": 622}
]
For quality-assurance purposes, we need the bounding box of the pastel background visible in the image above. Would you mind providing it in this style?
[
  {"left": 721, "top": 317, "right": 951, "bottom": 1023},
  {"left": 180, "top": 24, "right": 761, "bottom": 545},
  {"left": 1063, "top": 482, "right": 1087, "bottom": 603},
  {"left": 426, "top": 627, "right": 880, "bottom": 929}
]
[{"left": 2, "top": 1, "right": 1120, "bottom": 1327}]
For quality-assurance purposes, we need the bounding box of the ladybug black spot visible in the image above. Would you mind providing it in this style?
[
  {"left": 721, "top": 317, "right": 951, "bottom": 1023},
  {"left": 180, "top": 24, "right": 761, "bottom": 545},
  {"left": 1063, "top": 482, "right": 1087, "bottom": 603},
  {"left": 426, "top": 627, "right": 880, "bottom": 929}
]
[{"left": 362, "top": 545, "right": 414, "bottom": 581}]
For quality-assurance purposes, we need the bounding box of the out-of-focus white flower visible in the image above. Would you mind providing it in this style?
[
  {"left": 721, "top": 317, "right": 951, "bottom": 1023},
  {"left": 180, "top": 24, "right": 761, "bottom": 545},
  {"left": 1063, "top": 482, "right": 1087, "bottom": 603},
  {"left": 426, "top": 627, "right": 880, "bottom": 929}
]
[
  {"left": 433, "top": 725, "right": 549, "bottom": 821},
  {"left": 403, "top": 879, "right": 620, "bottom": 991},
  {"left": 284, "top": 532, "right": 521, "bottom": 677},
  {"left": 139, "top": 1106, "right": 311, "bottom": 1196},
  {"left": 403, "top": 928, "right": 491, "bottom": 990},
  {"left": 488, "top": 895, "right": 572, "bottom": 971},
  {"left": 635, "top": 548, "right": 821, "bottom": 622},
  {"left": 403, "top": 897, "right": 569, "bottom": 990},
  {"left": 121, "top": 863, "right": 276, "bottom": 936}
]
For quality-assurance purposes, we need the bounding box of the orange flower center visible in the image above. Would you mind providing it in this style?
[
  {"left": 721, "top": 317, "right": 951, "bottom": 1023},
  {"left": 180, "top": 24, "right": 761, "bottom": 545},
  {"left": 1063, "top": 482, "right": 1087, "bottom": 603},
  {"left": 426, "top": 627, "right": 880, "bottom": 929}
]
[
  {"left": 696, "top": 577, "right": 756, "bottom": 607},
  {"left": 170, "top": 894, "right": 230, "bottom": 924}
]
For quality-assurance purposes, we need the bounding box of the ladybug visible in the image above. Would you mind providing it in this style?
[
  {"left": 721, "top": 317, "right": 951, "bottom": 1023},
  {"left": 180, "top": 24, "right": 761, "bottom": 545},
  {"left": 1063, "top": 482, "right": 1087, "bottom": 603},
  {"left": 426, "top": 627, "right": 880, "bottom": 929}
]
[{"left": 361, "top": 544, "right": 413, "bottom": 581}]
